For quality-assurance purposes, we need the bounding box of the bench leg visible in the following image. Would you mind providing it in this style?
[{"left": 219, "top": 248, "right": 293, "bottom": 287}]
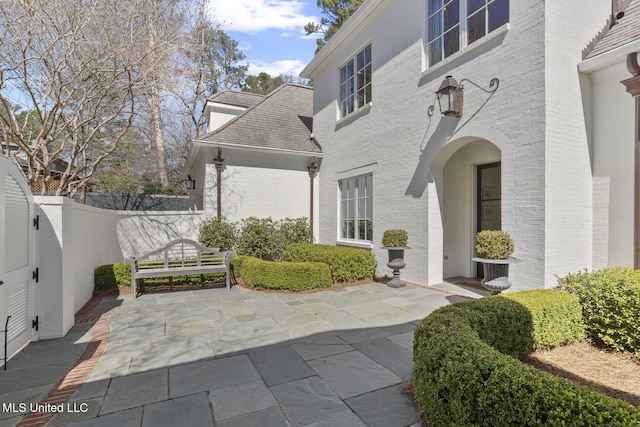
[{"left": 226, "top": 271, "right": 230, "bottom": 290}]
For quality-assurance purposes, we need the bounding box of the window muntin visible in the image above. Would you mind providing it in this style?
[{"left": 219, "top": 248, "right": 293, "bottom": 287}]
[
  {"left": 339, "top": 174, "right": 373, "bottom": 242},
  {"left": 428, "top": 0, "right": 508, "bottom": 66},
  {"left": 340, "top": 44, "right": 372, "bottom": 117}
]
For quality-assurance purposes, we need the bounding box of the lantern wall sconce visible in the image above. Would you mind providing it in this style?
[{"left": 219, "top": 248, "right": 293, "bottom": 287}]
[
  {"left": 185, "top": 175, "right": 196, "bottom": 190},
  {"left": 428, "top": 75, "right": 499, "bottom": 118}
]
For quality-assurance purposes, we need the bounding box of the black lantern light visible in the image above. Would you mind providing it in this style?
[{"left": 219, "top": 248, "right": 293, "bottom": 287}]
[
  {"left": 185, "top": 175, "right": 196, "bottom": 190},
  {"left": 436, "top": 75, "right": 463, "bottom": 117}
]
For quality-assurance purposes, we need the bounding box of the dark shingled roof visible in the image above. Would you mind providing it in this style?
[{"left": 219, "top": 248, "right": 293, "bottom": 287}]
[
  {"left": 199, "top": 84, "right": 320, "bottom": 154},
  {"left": 584, "top": 0, "right": 640, "bottom": 59},
  {"left": 207, "top": 90, "right": 264, "bottom": 108}
]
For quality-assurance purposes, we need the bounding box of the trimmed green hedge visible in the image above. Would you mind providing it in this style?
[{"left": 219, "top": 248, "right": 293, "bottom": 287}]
[
  {"left": 94, "top": 263, "right": 131, "bottom": 290},
  {"left": 94, "top": 263, "right": 225, "bottom": 292},
  {"left": 283, "top": 243, "right": 376, "bottom": 283},
  {"left": 240, "top": 256, "right": 332, "bottom": 291},
  {"left": 413, "top": 291, "right": 640, "bottom": 426},
  {"left": 558, "top": 267, "right": 640, "bottom": 357},
  {"left": 501, "top": 289, "right": 585, "bottom": 349}
]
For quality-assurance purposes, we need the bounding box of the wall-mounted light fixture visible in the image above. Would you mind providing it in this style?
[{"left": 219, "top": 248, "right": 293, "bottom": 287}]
[
  {"left": 428, "top": 75, "right": 499, "bottom": 119},
  {"left": 185, "top": 175, "right": 196, "bottom": 190},
  {"left": 436, "top": 75, "right": 463, "bottom": 117}
]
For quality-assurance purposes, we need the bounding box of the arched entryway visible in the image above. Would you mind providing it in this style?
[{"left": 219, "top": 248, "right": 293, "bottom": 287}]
[{"left": 430, "top": 137, "right": 501, "bottom": 280}]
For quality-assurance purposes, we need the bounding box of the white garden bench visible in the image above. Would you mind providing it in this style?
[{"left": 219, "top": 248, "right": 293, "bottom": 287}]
[{"left": 126, "top": 238, "right": 233, "bottom": 297}]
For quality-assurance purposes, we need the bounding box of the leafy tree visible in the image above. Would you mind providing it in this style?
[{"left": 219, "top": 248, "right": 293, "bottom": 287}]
[
  {"left": 242, "top": 73, "right": 293, "bottom": 95},
  {"left": 181, "top": 21, "right": 249, "bottom": 134},
  {"left": 305, "top": 0, "right": 365, "bottom": 53}
]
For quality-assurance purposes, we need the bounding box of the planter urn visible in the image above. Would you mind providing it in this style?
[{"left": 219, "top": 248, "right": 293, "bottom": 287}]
[
  {"left": 382, "top": 246, "right": 410, "bottom": 288},
  {"left": 471, "top": 256, "right": 521, "bottom": 294}
]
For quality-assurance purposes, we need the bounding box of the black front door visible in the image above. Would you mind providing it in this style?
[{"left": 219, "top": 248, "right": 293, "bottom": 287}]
[{"left": 476, "top": 162, "right": 501, "bottom": 277}]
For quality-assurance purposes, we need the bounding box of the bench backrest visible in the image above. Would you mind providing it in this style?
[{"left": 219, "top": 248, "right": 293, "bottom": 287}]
[{"left": 130, "top": 238, "right": 230, "bottom": 271}]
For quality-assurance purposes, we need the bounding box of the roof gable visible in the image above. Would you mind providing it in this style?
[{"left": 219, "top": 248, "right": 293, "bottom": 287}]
[
  {"left": 584, "top": 0, "right": 640, "bottom": 59},
  {"left": 198, "top": 84, "right": 320, "bottom": 154},
  {"left": 207, "top": 90, "right": 264, "bottom": 108}
]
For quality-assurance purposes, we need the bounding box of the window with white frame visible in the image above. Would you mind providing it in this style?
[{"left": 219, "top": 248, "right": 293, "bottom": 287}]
[
  {"left": 340, "top": 44, "right": 372, "bottom": 117},
  {"left": 427, "top": 0, "right": 508, "bottom": 66},
  {"left": 339, "top": 174, "right": 373, "bottom": 242}
]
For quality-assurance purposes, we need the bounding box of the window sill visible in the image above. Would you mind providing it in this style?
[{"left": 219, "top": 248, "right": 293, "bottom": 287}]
[
  {"left": 336, "top": 102, "right": 372, "bottom": 128},
  {"left": 421, "top": 23, "right": 509, "bottom": 78},
  {"left": 336, "top": 239, "right": 374, "bottom": 250}
]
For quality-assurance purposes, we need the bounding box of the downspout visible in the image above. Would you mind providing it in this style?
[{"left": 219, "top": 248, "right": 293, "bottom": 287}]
[
  {"left": 214, "top": 148, "right": 224, "bottom": 219},
  {"left": 621, "top": 52, "right": 640, "bottom": 269},
  {"left": 308, "top": 158, "right": 319, "bottom": 242}
]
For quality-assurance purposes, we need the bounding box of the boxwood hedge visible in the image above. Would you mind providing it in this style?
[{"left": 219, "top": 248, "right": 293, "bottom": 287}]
[
  {"left": 94, "top": 263, "right": 131, "bottom": 290},
  {"left": 283, "top": 243, "right": 376, "bottom": 283},
  {"left": 558, "top": 266, "right": 640, "bottom": 357},
  {"left": 413, "top": 290, "right": 640, "bottom": 426},
  {"left": 240, "top": 256, "right": 332, "bottom": 291}
]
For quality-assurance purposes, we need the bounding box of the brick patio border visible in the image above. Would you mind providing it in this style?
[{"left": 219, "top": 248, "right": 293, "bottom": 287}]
[{"left": 16, "top": 297, "right": 109, "bottom": 427}]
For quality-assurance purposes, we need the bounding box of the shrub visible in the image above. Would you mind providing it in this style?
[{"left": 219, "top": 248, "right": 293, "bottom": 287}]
[
  {"left": 200, "top": 216, "right": 312, "bottom": 261},
  {"left": 235, "top": 217, "right": 277, "bottom": 260},
  {"left": 381, "top": 229, "right": 408, "bottom": 247},
  {"left": 198, "top": 217, "right": 237, "bottom": 252},
  {"left": 557, "top": 267, "right": 640, "bottom": 356},
  {"left": 284, "top": 243, "right": 376, "bottom": 283},
  {"left": 240, "top": 256, "right": 332, "bottom": 291},
  {"left": 230, "top": 255, "right": 251, "bottom": 280},
  {"left": 502, "top": 289, "right": 585, "bottom": 349},
  {"left": 94, "top": 263, "right": 131, "bottom": 290},
  {"left": 475, "top": 230, "right": 514, "bottom": 259},
  {"left": 413, "top": 291, "right": 640, "bottom": 426}
]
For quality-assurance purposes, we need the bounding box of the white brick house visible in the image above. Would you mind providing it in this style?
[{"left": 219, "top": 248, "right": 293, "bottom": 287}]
[
  {"left": 301, "top": 0, "right": 639, "bottom": 289},
  {"left": 183, "top": 85, "right": 321, "bottom": 237}
]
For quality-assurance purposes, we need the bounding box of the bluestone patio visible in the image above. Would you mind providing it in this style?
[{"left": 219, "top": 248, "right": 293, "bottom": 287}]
[{"left": 1, "top": 282, "right": 486, "bottom": 427}]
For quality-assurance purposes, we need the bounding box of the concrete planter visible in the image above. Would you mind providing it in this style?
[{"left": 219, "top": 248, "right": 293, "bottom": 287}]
[
  {"left": 471, "top": 257, "right": 521, "bottom": 295},
  {"left": 382, "top": 247, "right": 410, "bottom": 288}
]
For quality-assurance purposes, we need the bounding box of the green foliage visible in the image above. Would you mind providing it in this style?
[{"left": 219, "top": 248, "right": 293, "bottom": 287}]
[
  {"left": 240, "top": 256, "right": 332, "bottom": 291},
  {"left": 230, "top": 255, "right": 251, "bottom": 280},
  {"left": 381, "top": 229, "right": 408, "bottom": 247},
  {"left": 284, "top": 243, "right": 376, "bottom": 283},
  {"left": 557, "top": 267, "right": 640, "bottom": 357},
  {"left": 305, "top": 0, "right": 366, "bottom": 54},
  {"left": 501, "top": 289, "right": 585, "bottom": 349},
  {"left": 236, "top": 217, "right": 278, "bottom": 260},
  {"left": 198, "top": 217, "right": 237, "bottom": 252},
  {"left": 413, "top": 292, "right": 640, "bottom": 426},
  {"left": 199, "top": 216, "right": 311, "bottom": 261},
  {"left": 94, "top": 263, "right": 131, "bottom": 290},
  {"left": 475, "top": 230, "right": 514, "bottom": 259}
]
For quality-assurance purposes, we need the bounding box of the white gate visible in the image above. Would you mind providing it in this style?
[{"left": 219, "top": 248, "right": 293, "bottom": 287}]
[{"left": 0, "top": 156, "right": 36, "bottom": 366}]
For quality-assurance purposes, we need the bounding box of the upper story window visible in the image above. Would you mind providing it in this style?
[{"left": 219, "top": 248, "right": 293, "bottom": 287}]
[
  {"left": 340, "top": 44, "right": 372, "bottom": 117},
  {"left": 427, "top": 0, "right": 508, "bottom": 66}
]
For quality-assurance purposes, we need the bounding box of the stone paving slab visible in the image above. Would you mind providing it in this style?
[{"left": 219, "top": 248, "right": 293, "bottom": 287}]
[
  {"left": 216, "top": 407, "right": 290, "bottom": 427},
  {"left": 354, "top": 337, "right": 413, "bottom": 380},
  {"left": 142, "top": 393, "right": 213, "bottom": 427},
  {"left": 99, "top": 369, "right": 167, "bottom": 414},
  {"left": 209, "top": 379, "right": 276, "bottom": 421},
  {"left": 169, "top": 355, "right": 260, "bottom": 398},
  {"left": 308, "top": 350, "right": 402, "bottom": 399},
  {"left": 249, "top": 346, "right": 315, "bottom": 387},
  {"left": 346, "top": 385, "right": 418, "bottom": 427},
  {"left": 271, "top": 376, "right": 353, "bottom": 426}
]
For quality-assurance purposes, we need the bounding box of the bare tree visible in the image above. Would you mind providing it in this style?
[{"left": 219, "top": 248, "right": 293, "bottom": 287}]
[{"left": 0, "top": 0, "right": 165, "bottom": 196}]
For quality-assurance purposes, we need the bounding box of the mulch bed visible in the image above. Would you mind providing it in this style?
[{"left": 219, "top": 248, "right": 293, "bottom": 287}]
[{"left": 521, "top": 341, "right": 640, "bottom": 406}]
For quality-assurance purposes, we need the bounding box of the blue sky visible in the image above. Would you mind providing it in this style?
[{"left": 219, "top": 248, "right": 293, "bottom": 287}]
[{"left": 207, "top": 0, "right": 322, "bottom": 79}]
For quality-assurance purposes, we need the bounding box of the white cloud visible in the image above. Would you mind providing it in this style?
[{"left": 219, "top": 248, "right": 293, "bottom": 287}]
[
  {"left": 208, "top": 0, "right": 318, "bottom": 34},
  {"left": 247, "top": 59, "right": 308, "bottom": 78}
]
